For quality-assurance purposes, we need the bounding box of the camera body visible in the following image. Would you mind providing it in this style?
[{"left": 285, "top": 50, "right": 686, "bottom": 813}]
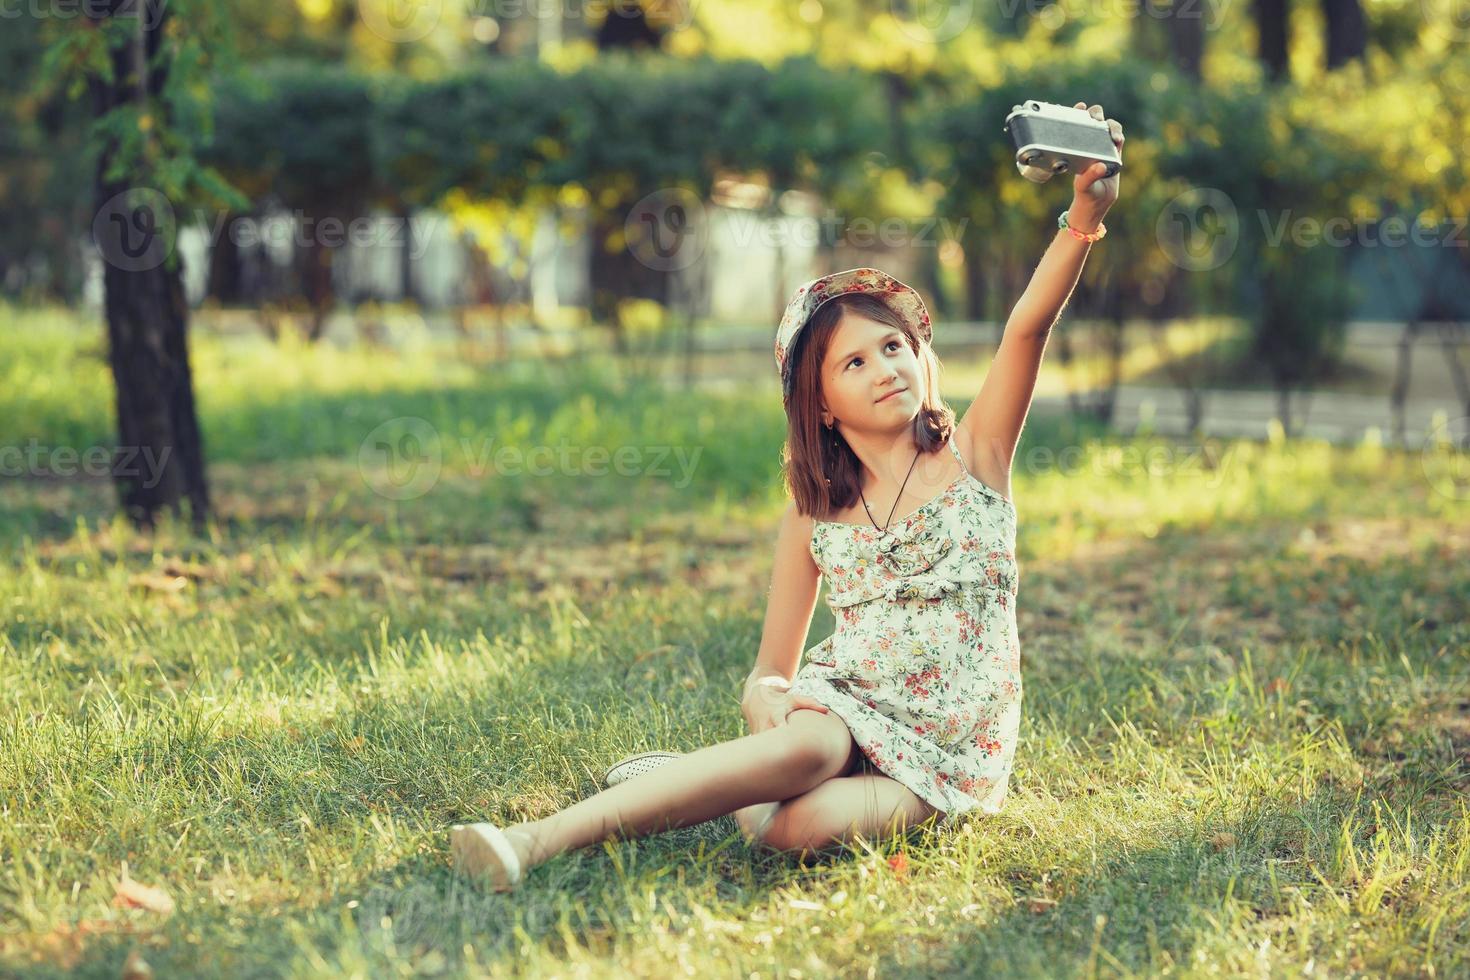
[{"left": 1003, "top": 100, "right": 1122, "bottom": 185}]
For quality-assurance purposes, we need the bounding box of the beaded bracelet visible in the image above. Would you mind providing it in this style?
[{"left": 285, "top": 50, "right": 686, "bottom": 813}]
[{"left": 1058, "top": 209, "right": 1107, "bottom": 243}]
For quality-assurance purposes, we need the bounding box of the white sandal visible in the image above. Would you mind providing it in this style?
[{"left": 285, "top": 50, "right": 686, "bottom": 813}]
[
  {"left": 450, "top": 823, "right": 525, "bottom": 891},
  {"left": 602, "top": 750, "right": 683, "bottom": 787}
]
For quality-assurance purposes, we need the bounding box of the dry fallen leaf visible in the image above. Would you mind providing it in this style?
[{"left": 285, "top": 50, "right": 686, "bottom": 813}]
[
  {"left": 887, "top": 851, "right": 909, "bottom": 879},
  {"left": 129, "top": 573, "right": 189, "bottom": 595},
  {"left": 1211, "top": 831, "right": 1238, "bottom": 851},
  {"left": 113, "top": 866, "right": 175, "bottom": 915},
  {"left": 1028, "top": 897, "right": 1058, "bottom": 914}
]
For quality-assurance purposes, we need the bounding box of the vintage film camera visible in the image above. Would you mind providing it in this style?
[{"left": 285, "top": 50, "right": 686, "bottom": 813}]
[{"left": 1003, "top": 100, "right": 1123, "bottom": 185}]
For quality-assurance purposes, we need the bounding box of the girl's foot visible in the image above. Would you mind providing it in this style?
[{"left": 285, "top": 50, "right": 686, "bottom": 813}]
[{"left": 451, "top": 822, "right": 537, "bottom": 891}]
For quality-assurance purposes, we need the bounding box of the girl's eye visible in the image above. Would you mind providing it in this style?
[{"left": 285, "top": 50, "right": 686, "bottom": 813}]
[{"left": 848, "top": 341, "right": 902, "bottom": 369}]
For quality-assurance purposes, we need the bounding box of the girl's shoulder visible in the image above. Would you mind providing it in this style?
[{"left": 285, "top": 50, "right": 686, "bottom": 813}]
[{"left": 952, "top": 420, "right": 1015, "bottom": 508}]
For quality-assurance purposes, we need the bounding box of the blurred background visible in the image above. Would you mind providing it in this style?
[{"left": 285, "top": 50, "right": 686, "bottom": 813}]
[
  {"left": 2, "top": 0, "right": 1469, "bottom": 531},
  {"left": 4, "top": 7, "right": 1470, "bottom": 975}
]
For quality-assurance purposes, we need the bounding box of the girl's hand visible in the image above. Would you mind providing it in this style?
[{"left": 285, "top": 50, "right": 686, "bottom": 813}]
[
  {"left": 1069, "top": 101, "right": 1124, "bottom": 231},
  {"left": 741, "top": 676, "right": 830, "bottom": 734}
]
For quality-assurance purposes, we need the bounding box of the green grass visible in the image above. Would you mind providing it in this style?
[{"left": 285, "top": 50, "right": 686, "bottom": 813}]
[{"left": 1, "top": 304, "right": 1467, "bottom": 977}]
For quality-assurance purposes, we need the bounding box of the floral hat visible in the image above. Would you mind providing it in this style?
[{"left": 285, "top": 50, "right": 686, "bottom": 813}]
[{"left": 773, "top": 267, "right": 933, "bottom": 401}]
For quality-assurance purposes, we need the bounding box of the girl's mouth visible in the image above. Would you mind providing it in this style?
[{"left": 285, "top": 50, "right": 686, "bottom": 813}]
[{"left": 876, "top": 388, "right": 908, "bottom": 403}]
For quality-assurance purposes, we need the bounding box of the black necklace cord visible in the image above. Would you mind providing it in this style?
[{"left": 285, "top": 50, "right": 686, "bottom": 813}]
[{"left": 861, "top": 446, "right": 921, "bottom": 535}]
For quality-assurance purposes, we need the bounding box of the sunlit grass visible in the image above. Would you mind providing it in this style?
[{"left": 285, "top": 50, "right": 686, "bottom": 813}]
[{"left": 0, "top": 305, "right": 1467, "bottom": 976}]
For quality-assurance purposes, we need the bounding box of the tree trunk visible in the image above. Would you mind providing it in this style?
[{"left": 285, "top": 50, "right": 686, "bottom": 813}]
[
  {"left": 961, "top": 224, "right": 989, "bottom": 321},
  {"left": 89, "top": 0, "right": 209, "bottom": 530},
  {"left": 1253, "top": 0, "right": 1290, "bottom": 83},
  {"left": 101, "top": 253, "right": 211, "bottom": 529},
  {"left": 588, "top": 200, "right": 666, "bottom": 355},
  {"left": 398, "top": 204, "right": 419, "bottom": 306},
  {"left": 295, "top": 218, "right": 336, "bottom": 342},
  {"left": 1185, "top": 388, "right": 1204, "bottom": 435},
  {"left": 1167, "top": 0, "right": 1205, "bottom": 80},
  {"left": 1321, "top": 0, "right": 1367, "bottom": 71},
  {"left": 1390, "top": 319, "right": 1416, "bottom": 444},
  {"left": 1276, "top": 383, "right": 1292, "bottom": 436},
  {"left": 206, "top": 212, "right": 243, "bottom": 305},
  {"left": 1141, "top": 0, "right": 1204, "bottom": 81}
]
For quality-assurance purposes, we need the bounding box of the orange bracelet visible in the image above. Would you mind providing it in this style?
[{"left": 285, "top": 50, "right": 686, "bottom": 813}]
[{"left": 1058, "top": 209, "right": 1107, "bottom": 243}]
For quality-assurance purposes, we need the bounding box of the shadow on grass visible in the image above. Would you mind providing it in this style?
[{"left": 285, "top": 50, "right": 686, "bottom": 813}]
[
  {"left": 0, "top": 372, "right": 1116, "bottom": 549},
  {"left": 867, "top": 784, "right": 1387, "bottom": 977},
  {"left": 5, "top": 739, "right": 1430, "bottom": 977}
]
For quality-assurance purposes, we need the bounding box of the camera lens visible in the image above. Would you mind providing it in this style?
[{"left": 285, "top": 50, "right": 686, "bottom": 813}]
[{"left": 1051, "top": 159, "right": 1069, "bottom": 174}]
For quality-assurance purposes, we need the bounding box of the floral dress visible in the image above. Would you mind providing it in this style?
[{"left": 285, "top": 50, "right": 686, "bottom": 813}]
[{"left": 788, "top": 434, "right": 1023, "bottom": 820}]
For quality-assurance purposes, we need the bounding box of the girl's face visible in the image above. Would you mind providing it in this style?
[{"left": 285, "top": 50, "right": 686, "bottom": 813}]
[{"left": 818, "top": 312, "right": 922, "bottom": 435}]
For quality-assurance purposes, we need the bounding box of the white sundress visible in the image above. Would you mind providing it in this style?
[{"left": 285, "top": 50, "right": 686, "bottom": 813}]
[{"left": 788, "top": 433, "right": 1024, "bottom": 820}]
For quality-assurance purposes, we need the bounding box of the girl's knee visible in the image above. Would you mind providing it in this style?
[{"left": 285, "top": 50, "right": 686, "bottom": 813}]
[
  {"left": 767, "top": 708, "right": 856, "bottom": 781},
  {"left": 756, "top": 807, "right": 843, "bottom": 857}
]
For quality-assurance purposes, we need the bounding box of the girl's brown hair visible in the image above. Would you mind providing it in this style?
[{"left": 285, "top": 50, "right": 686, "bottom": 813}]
[{"left": 780, "top": 293, "right": 955, "bottom": 520}]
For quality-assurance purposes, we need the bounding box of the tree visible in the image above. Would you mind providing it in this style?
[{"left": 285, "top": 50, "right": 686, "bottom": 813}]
[
  {"left": 38, "top": 0, "right": 247, "bottom": 529},
  {"left": 1322, "top": 0, "right": 1367, "bottom": 71},
  {"left": 1253, "top": 0, "right": 1290, "bottom": 82},
  {"left": 1253, "top": 0, "right": 1367, "bottom": 81},
  {"left": 1137, "top": 0, "right": 1205, "bottom": 81}
]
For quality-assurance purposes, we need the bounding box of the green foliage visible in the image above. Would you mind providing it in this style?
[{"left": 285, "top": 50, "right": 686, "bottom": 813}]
[
  {"left": 371, "top": 53, "right": 889, "bottom": 209},
  {"left": 0, "top": 15, "right": 95, "bottom": 302},
  {"left": 374, "top": 58, "right": 577, "bottom": 207},
  {"left": 207, "top": 61, "right": 379, "bottom": 212},
  {"left": 31, "top": 0, "right": 250, "bottom": 218}
]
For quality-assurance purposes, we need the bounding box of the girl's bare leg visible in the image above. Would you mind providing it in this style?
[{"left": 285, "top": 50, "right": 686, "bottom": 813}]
[
  {"left": 731, "top": 733, "right": 867, "bottom": 843},
  {"left": 753, "top": 773, "right": 941, "bottom": 858},
  {"left": 503, "top": 708, "right": 861, "bottom": 871}
]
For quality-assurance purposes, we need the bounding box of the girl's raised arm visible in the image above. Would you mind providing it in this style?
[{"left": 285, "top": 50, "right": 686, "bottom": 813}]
[{"left": 958, "top": 101, "right": 1124, "bottom": 481}]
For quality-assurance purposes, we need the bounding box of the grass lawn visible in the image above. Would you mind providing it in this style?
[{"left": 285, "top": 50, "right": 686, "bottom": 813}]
[{"left": 1, "top": 306, "right": 1467, "bottom": 977}]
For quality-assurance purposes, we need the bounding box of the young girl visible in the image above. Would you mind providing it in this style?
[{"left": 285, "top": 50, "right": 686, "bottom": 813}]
[{"left": 452, "top": 103, "right": 1124, "bottom": 891}]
